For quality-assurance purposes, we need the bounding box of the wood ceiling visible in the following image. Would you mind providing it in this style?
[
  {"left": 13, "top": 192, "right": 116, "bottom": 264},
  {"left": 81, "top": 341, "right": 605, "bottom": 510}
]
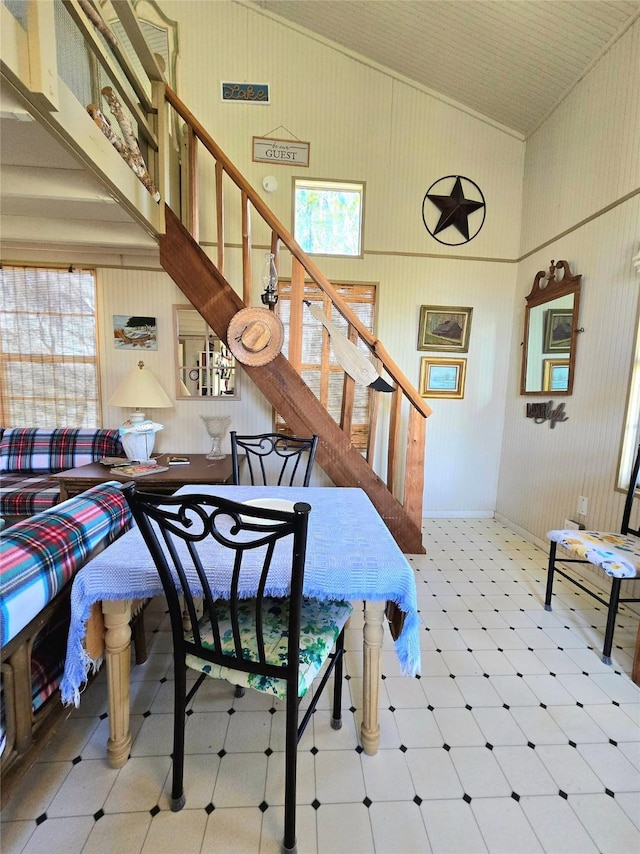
[{"left": 247, "top": 0, "right": 640, "bottom": 137}]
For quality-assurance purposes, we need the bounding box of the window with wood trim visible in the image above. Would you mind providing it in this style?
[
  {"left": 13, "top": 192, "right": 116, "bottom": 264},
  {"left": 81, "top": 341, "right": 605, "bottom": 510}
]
[
  {"left": 276, "top": 280, "right": 377, "bottom": 451},
  {"left": 0, "top": 265, "right": 101, "bottom": 427},
  {"left": 293, "top": 179, "right": 364, "bottom": 257}
]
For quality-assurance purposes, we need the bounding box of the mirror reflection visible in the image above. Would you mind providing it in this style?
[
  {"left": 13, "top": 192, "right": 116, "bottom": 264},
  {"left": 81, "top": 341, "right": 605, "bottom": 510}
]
[
  {"left": 174, "top": 306, "right": 238, "bottom": 399},
  {"left": 521, "top": 261, "right": 581, "bottom": 396}
]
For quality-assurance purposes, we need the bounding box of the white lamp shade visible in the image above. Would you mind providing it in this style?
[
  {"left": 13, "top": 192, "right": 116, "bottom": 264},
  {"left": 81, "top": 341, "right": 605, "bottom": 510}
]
[
  {"left": 109, "top": 361, "right": 172, "bottom": 462},
  {"left": 108, "top": 360, "right": 172, "bottom": 411}
]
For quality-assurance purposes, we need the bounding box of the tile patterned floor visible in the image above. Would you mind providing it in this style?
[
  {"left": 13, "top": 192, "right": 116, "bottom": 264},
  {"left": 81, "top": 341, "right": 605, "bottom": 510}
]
[{"left": 2, "top": 518, "right": 639, "bottom": 853}]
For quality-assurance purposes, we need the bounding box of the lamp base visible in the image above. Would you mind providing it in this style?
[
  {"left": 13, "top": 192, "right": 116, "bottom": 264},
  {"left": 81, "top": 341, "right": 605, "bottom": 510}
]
[{"left": 119, "top": 419, "right": 162, "bottom": 462}]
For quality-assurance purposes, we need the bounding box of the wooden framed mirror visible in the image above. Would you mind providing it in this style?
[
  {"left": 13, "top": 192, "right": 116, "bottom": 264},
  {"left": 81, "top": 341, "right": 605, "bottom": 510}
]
[
  {"left": 174, "top": 305, "right": 238, "bottom": 399},
  {"left": 521, "top": 260, "right": 581, "bottom": 396}
]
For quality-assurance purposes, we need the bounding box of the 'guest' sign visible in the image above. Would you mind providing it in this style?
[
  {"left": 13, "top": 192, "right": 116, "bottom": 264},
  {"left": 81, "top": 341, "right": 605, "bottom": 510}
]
[{"left": 252, "top": 137, "right": 310, "bottom": 167}]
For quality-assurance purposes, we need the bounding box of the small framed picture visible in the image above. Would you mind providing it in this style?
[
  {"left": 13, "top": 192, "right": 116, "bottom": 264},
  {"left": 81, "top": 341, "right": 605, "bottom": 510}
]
[
  {"left": 543, "top": 308, "right": 572, "bottom": 352},
  {"left": 113, "top": 315, "right": 157, "bottom": 350},
  {"left": 419, "top": 357, "right": 467, "bottom": 399},
  {"left": 543, "top": 359, "right": 570, "bottom": 392},
  {"left": 417, "top": 305, "right": 473, "bottom": 352}
]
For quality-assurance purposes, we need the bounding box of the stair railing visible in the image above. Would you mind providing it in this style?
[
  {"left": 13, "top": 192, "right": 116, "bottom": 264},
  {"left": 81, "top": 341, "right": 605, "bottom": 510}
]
[{"left": 162, "top": 85, "right": 431, "bottom": 516}]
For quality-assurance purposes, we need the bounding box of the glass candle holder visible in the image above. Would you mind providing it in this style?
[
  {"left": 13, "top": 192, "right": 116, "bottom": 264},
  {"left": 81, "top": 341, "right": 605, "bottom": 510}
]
[{"left": 200, "top": 415, "right": 231, "bottom": 460}]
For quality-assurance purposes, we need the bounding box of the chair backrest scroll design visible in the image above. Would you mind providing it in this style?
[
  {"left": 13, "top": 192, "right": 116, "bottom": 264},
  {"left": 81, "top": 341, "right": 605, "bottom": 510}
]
[
  {"left": 231, "top": 432, "right": 318, "bottom": 487},
  {"left": 123, "top": 483, "right": 312, "bottom": 681}
]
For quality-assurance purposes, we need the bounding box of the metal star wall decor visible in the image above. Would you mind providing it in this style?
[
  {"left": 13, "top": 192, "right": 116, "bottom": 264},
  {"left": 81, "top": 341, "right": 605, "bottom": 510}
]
[{"left": 422, "top": 175, "right": 486, "bottom": 245}]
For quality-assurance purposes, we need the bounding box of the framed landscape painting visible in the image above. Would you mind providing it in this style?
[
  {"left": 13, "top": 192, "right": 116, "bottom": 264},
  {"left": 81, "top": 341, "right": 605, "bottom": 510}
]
[
  {"left": 543, "top": 308, "right": 572, "bottom": 353},
  {"left": 543, "top": 358, "right": 570, "bottom": 392},
  {"left": 417, "top": 305, "right": 473, "bottom": 352},
  {"left": 419, "top": 357, "right": 467, "bottom": 399}
]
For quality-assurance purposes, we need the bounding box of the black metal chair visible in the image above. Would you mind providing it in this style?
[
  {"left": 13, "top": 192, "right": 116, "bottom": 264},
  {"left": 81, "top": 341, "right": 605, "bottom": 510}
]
[
  {"left": 230, "top": 431, "right": 318, "bottom": 487},
  {"left": 545, "top": 442, "right": 640, "bottom": 663},
  {"left": 124, "top": 484, "right": 351, "bottom": 854}
]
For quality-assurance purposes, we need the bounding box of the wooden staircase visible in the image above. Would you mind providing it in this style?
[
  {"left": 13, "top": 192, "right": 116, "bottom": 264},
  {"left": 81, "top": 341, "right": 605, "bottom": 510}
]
[
  {"left": 0, "top": 0, "right": 431, "bottom": 554},
  {"left": 156, "top": 85, "right": 432, "bottom": 555},
  {"left": 160, "top": 206, "right": 426, "bottom": 553}
]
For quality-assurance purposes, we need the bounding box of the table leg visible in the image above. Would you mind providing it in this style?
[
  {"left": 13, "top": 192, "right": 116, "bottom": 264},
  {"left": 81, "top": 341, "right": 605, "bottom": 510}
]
[
  {"left": 360, "top": 599, "right": 384, "bottom": 755},
  {"left": 102, "top": 599, "right": 132, "bottom": 768}
]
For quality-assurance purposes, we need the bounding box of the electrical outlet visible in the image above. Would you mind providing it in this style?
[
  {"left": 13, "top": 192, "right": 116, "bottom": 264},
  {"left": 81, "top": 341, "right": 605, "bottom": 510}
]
[{"left": 577, "top": 495, "right": 589, "bottom": 517}]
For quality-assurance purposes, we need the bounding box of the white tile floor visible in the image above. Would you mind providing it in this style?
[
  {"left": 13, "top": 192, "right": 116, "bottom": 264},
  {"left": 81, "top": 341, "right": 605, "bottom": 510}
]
[{"left": 2, "top": 518, "right": 639, "bottom": 853}]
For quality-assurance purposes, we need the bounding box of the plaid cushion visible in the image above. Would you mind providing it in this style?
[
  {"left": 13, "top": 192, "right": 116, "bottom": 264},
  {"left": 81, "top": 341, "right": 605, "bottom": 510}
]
[
  {"left": 0, "top": 474, "right": 61, "bottom": 517},
  {"left": 0, "top": 428, "right": 122, "bottom": 474},
  {"left": 0, "top": 482, "right": 131, "bottom": 646}
]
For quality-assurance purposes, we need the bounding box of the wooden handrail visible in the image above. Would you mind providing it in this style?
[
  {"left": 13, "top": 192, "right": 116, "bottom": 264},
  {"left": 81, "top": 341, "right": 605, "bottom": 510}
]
[{"left": 164, "top": 84, "right": 432, "bottom": 421}]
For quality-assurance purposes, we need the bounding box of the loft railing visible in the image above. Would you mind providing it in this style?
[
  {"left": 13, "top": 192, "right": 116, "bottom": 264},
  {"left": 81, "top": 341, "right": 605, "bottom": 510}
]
[{"left": 162, "top": 86, "right": 432, "bottom": 512}]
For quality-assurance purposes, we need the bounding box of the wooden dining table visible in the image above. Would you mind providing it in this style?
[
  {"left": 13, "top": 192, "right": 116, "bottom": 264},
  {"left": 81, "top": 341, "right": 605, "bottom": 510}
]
[{"left": 61, "top": 484, "right": 421, "bottom": 767}]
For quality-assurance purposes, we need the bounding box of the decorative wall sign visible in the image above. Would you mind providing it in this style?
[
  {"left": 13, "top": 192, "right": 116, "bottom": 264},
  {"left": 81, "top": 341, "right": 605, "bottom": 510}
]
[
  {"left": 113, "top": 315, "right": 157, "bottom": 349},
  {"left": 419, "top": 357, "right": 466, "bottom": 399},
  {"left": 422, "top": 175, "right": 486, "bottom": 245},
  {"left": 418, "top": 305, "right": 473, "bottom": 352},
  {"left": 252, "top": 136, "right": 310, "bottom": 166},
  {"left": 221, "top": 82, "right": 270, "bottom": 103},
  {"left": 526, "top": 400, "right": 569, "bottom": 428}
]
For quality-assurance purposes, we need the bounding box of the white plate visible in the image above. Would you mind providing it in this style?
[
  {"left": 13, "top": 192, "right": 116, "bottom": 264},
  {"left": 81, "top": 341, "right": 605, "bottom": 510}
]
[{"left": 240, "top": 497, "right": 295, "bottom": 524}]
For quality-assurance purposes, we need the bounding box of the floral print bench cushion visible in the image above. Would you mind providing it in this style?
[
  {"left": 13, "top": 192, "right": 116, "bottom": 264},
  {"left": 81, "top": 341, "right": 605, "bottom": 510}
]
[
  {"left": 547, "top": 529, "right": 640, "bottom": 579},
  {"left": 185, "top": 596, "right": 353, "bottom": 700}
]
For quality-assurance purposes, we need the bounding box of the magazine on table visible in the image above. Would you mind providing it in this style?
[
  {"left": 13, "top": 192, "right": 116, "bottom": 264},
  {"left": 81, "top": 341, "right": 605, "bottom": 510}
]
[{"left": 110, "top": 463, "right": 169, "bottom": 477}]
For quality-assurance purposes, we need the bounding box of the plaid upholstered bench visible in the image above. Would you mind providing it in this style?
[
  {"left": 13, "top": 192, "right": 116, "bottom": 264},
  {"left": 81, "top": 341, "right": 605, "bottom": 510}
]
[
  {"left": 0, "top": 482, "right": 132, "bottom": 799},
  {"left": 0, "top": 427, "right": 123, "bottom": 523}
]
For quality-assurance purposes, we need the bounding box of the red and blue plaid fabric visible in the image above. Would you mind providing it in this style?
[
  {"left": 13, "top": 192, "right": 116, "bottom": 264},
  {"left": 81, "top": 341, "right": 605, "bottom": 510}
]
[
  {"left": 0, "top": 474, "right": 61, "bottom": 517},
  {"left": 0, "top": 482, "right": 131, "bottom": 647},
  {"left": 0, "top": 428, "right": 122, "bottom": 474}
]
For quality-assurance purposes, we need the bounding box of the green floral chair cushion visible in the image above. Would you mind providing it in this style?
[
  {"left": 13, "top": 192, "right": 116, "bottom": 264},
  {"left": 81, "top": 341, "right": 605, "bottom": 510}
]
[
  {"left": 547, "top": 529, "right": 640, "bottom": 579},
  {"left": 185, "top": 597, "right": 353, "bottom": 699}
]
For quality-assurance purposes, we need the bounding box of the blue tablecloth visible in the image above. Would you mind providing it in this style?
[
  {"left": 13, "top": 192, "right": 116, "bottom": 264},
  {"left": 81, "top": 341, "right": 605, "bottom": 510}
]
[{"left": 61, "top": 486, "right": 420, "bottom": 705}]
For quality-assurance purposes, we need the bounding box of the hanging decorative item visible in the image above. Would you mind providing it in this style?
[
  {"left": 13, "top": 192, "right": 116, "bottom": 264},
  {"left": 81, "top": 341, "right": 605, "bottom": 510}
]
[
  {"left": 304, "top": 301, "right": 394, "bottom": 392},
  {"left": 87, "top": 88, "right": 160, "bottom": 202},
  {"left": 526, "top": 401, "right": 569, "bottom": 428},
  {"left": 227, "top": 307, "right": 285, "bottom": 367},
  {"left": 260, "top": 252, "right": 279, "bottom": 306},
  {"left": 253, "top": 137, "right": 310, "bottom": 168},
  {"left": 422, "top": 175, "right": 486, "bottom": 245},
  {"left": 221, "top": 82, "right": 270, "bottom": 103}
]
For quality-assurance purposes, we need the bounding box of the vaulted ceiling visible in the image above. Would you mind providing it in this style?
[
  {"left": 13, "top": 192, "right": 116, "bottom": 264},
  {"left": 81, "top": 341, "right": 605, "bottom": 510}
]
[{"left": 248, "top": 0, "right": 640, "bottom": 137}]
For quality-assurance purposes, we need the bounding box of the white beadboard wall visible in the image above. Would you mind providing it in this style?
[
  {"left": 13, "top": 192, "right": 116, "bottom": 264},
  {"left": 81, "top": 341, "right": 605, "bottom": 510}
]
[
  {"left": 98, "top": 266, "right": 273, "bottom": 456},
  {"left": 11, "top": 1, "right": 637, "bottom": 536},
  {"left": 162, "top": 0, "right": 523, "bottom": 260},
  {"left": 151, "top": 0, "right": 522, "bottom": 512},
  {"left": 496, "top": 18, "right": 640, "bottom": 553},
  {"left": 520, "top": 19, "right": 640, "bottom": 254}
]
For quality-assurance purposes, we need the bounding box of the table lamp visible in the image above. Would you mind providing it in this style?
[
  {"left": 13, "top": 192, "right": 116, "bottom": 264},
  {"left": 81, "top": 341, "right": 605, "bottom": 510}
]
[{"left": 108, "top": 360, "right": 173, "bottom": 462}]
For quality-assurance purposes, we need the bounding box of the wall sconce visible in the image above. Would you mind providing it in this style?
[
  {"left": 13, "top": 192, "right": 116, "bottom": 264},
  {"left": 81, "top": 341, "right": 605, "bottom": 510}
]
[{"left": 260, "top": 252, "right": 279, "bottom": 307}]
